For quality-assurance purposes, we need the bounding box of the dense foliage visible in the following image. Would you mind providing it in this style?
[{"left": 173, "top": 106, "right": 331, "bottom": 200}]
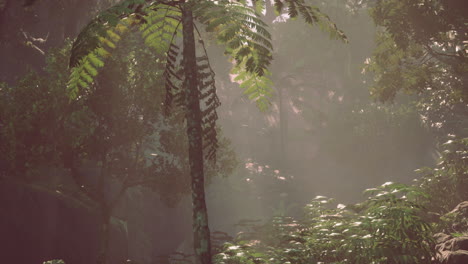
[
  {"left": 213, "top": 138, "right": 467, "bottom": 264},
  {"left": 0, "top": 38, "right": 235, "bottom": 203},
  {"left": 0, "top": 37, "right": 236, "bottom": 263},
  {"left": 366, "top": 0, "right": 467, "bottom": 102}
]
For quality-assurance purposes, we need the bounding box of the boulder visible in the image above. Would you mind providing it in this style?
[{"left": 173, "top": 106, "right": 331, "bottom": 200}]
[
  {"left": 445, "top": 250, "right": 468, "bottom": 264},
  {"left": 0, "top": 181, "right": 127, "bottom": 264},
  {"left": 450, "top": 237, "right": 468, "bottom": 251},
  {"left": 434, "top": 201, "right": 468, "bottom": 264}
]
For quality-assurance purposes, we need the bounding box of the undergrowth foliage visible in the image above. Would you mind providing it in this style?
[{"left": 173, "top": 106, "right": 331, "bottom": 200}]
[
  {"left": 214, "top": 139, "right": 468, "bottom": 264},
  {"left": 415, "top": 138, "right": 468, "bottom": 214},
  {"left": 214, "top": 186, "right": 435, "bottom": 264}
]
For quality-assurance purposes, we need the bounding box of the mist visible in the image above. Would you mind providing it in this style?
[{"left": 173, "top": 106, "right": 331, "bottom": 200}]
[{"left": 1, "top": 0, "right": 466, "bottom": 264}]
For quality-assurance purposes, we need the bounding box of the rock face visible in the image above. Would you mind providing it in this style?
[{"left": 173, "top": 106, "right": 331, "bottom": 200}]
[
  {"left": 434, "top": 201, "right": 468, "bottom": 264},
  {"left": 0, "top": 181, "right": 127, "bottom": 264}
]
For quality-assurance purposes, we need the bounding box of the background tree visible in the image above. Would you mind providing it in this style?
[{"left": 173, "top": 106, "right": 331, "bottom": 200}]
[
  {"left": 364, "top": 0, "right": 468, "bottom": 224},
  {"left": 365, "top": 0, "right": 467, "bottom": 139}
]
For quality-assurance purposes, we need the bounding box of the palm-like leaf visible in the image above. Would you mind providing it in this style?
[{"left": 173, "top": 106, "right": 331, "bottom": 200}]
[
  {"left": 195, "top": 1, "right": 273, "bottom": 75},
  {"left": 67, "top": 15, "right": 139, "bottom": 99},
  {"left": 140, "top": 3, "right": 182, "bottom": 53},
  {"left": 194, "top": 1, "right": 274, "bottom": 110},
  {"left": 67, "top": 0, "right": 148, "bottom": 99},
  {"left": 274, "top": 0, "right": 348, "bottom": 42}
]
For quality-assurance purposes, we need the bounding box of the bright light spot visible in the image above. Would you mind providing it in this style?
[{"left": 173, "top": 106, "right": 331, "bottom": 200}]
[{"left": 382, "top": 182, "right": 393, "bottom": 186}]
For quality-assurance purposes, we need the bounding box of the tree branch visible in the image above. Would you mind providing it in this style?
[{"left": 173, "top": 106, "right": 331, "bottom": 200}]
[{"left": 20, "top": 29, "right": 48, "bottom": 56}]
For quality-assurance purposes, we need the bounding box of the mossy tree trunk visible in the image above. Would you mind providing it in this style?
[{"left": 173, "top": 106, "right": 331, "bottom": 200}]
[{"left": 181, "top": 3, "right": 212, "bottom": 264}]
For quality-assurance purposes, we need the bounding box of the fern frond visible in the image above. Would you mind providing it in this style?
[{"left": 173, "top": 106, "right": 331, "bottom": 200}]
[
  {"left": 273, "top": 0, "right": 285, "bottom": 15},
  {"left": 286, "top": 0, "right": 299, "bottom": 18},
  {"left": 194, "top": 0, "right": 274, "bottom": 112},
  {"left": 163, "top": 43, "right": 184, "bottom": 115},
  {"left": 310, "top": 6, "right": 348, "bottom": 42},
  {"left": 139, "top": 4, "right": 182, "bottom": 54},
  {"left": 67, "top": 15, "right": 139, "bottom": 99},
  {"left": 68, "top": 0, "right": 149, "bottom": 99},
  {"left": 232, "top": 66, "right": 274, "bottom": 112},
  {"left": 274, "top": 0, "right": 348, "bottom": 43},
  {"left": 69, "top": 0, "right": 147, "bottom": 68},
  {"left": 196, "top": 53, "right": 221, "bottom": 161},
  {"left": 195, "top": 1, "right": 273, "bottom": 74},
  {"left": 252, "top": 0, "right": 266, "bottom": 14}
]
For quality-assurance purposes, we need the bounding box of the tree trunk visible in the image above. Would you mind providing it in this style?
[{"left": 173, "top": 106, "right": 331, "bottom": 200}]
[
  {"left": 97, "top": 155, "right": 110, "bottom": 264},
  {"left": 96, "top": 205, "right": 110, "bottom": 264},
  {"left": 278, "top": 86, "right": 288, "bottom": 170},
  {"left": 181, "top": 4, "right": 212, "bottom": 264}
]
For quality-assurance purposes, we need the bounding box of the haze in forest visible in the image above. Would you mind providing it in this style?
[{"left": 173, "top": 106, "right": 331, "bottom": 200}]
[{"left": 1, "top": 0, "right": 466, "bottom": 264}]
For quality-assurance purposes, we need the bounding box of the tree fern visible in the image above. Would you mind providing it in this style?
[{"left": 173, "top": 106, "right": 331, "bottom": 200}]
[
  {"left": 67, "top": 2, "right": 347, "bottom": 262},
  {"left": 67, "top": 0, "right": 348, "bottom": 178},
  {"left": 162, "top": 35, "right": 221, "bottom": 161},
  {"left": 69, "top": 0, "right": 347, "bottom": 109}
]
